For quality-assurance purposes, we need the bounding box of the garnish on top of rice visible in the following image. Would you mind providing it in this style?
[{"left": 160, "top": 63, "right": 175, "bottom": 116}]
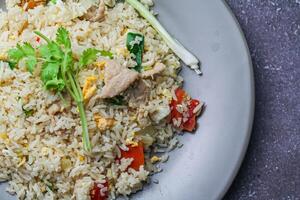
[{"left": 0, "top": 0, "right": 203, "bottom": 199}]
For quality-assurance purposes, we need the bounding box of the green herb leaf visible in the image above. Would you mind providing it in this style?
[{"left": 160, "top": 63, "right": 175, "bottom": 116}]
[
  {"left": 126, "top": 32, "right": 144, "bottom": 72},
  {"left": 21, "top": 42, "right": 36, "bottom": 56},
  {"left": 99, "top": 50, "right": 114, "bottom": 59},
  {"left": 25, "top": 56, "right": 37, "bottom": 73},
  {"left": 8, "top": 47, "right": 25, "bottom": 62},
  {"left": 49, "top": 0, "right": 57, "bottom": 4},
  {"left": 45, "top": 79, "right": 65, "bottom": 91},
  {"left": 41, "top": 62, "right": 66, "bottom": 91},
  {"left": 79, "top": 48, "right": 113, "bottom": 69},
  {"left": 22, "top": 106, "right": 34, "bottom": 117},
  {"left": 106, "top": 95, "right": 125, "bottom": 105},
  {"left": 8, "top": 61, "right": 17, "bottom": 69},
  {"left": 8, "top": 43, "right": 37, "bottom": 72},
  {"left": 41, "top": 62, "right": 60, "bottom": 83},
  {"left": 9, "top": 28, "right": 93, "bottom": 152},
  {"left": 39, "top": 42, "right": 63, "bottom": 61},
  {"left": 79, "top": 48, "right": 99, "bottom": 68},
  {"left": 56, "top": 27, "right": 71, "bottom": 50}
]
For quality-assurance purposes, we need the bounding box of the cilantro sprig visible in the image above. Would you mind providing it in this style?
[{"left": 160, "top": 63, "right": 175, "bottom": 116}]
[
  {"left": 8, "top": 43, "right": 37, "bottom": 72},
  {"left": 7, "top": 27, "right": 113, "bottom": 152}
]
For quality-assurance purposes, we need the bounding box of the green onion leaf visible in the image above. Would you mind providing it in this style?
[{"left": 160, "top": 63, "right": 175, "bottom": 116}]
[
  {"left": 126, "top": 32, "right": 144, "bottom": 72},
  {"left": 22, "top": 106, "right": 34, "bottom": 117}
]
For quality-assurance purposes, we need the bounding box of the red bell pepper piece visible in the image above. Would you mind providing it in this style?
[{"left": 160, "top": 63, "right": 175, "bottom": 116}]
[
  {"left": 90, "top": 181, "right": 109, "bottom": 200},
  {"left": 120, "top": 143, "right": 144, "bottom": 171}
]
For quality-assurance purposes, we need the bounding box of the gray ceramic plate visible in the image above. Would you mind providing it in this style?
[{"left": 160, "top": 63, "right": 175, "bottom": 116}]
[{"left": 0, "top": 0, "right": 254, "bottom": 199}]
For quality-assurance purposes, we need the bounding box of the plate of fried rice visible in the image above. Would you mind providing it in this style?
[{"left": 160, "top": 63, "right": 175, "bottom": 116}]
[{"left": 0, "top": 0, "right": 254, "bottom": 199}]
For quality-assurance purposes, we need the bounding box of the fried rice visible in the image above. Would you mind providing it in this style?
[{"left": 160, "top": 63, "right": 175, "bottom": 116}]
[{"left": 0, "top": 0, "right": 202, "bottom": 199}]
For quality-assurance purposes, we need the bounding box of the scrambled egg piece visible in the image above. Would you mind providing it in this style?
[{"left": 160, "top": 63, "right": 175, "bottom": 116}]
[
  {"left": 17, "top": 157, "right": 26, "bottom": 168},
  {"left": 9, "top": 35, "right": 16, "bottom": 40},
  {"left": 94, "top": 61, "right": 106, "bottom": 70},
  {"left": 150, "top": 156, "right": 161, "bottom": 164},
  {"left": 61, "top": 157, "right": 72, "bottom": 171},
  {"left": 82, "top": 76, "right": 97, "bottom": 101},
  {"left": 15, "top": 149, "right": 23, "bottom": 157},
  {"left": 78, "top": 153, "right": 85, "bottom": 162},
  {"left": 93, "top": 61, "right": 106, "bottom": 81},
  {"left": 0, "top": 133, "right": 8, "bottom": 140},
  {"left": 94, "top": 114, "right": 115, "bottom": 131},
  {"left": 0, "top": 53, "right": 8, "bottom": 61}
]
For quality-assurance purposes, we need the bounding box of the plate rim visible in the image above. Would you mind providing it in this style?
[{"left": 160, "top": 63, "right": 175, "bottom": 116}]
[{"left": 217, "top": 1, "right": 255, "bottom": 199}]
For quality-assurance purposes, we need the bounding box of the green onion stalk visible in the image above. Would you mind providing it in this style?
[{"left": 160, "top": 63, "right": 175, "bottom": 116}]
[{"left": 126, "top": 0, "right": 202, "bottom": 75}]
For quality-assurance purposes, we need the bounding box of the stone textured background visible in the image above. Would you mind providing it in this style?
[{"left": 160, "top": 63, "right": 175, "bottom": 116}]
[{"left": 223, "top": 1, "right": 300, "bottom": 199}]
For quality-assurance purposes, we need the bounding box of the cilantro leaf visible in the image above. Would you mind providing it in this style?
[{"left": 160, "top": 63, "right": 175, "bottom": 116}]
[
  {"left": 126, "top": 32, "right": 144, "bottom": 72},
  {"left": 99, "top": 50, "right": 114, "bottom": 59},
  {"left": 8, "top": 43, "right": 37, "bottom": 72},
  {"left": 41, "top": 62, "right": 60, "bottom": 83},
  {"left": 20, "top": 43, "right": 36, "bottom": 56},
  {"left": 8, "top": 47, "right": 25, "bottom": 63},
  {"left": 39, "top": 42, "right": 63, "bottom": 61},
  {"left": 26, "top": 56, "right": 37, "bottom": 73},
  {"left": 45, "top": 79, "right": 65, "bottom": 91},
  {"left": 8, "top": 28, "right": 93, "bottom": 152},
  {"left": 56, "top": 27, "right": 71, "bottom": 49},
  {"left": 79, "top": 48, "right": 113, "bottom": 69},
  {"left": 79, "top": 48, "right": 99, "bottom": 68},
  {"left": 8, "top": 61, "right": 17, "bottom": 69}
]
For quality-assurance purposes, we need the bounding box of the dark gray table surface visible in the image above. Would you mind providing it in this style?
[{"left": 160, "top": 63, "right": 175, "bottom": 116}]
[{"left": 223, "top": 1, "right": 300, "bottom": 199}]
